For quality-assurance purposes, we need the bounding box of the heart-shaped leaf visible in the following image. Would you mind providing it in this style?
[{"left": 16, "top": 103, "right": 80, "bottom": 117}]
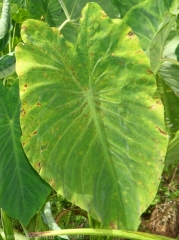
[
  {"left": 111, "top": 0, "right": 145, "bottom": 18},
  {"left": 16, "top": 3, "right": 168, "bottom": 230},
  {"left": 0, "top": 80, "right": 51, "bottom": 224}
]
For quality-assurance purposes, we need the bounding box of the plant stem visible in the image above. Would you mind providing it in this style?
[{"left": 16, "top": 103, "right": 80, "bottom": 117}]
[
  {"left": 11, "top": 22, "right": 17, "bottom": 50},
  {"left": 1, "top": 209, "right": 15, "bottom": 240},
  {"left": 162, "top": 58, "right": 179, "bottom": 67},
  {"left": 20, "top": 222, "right": 31, "bottom": 240},
  {"left": 87, "top": 213, "right": 94, "bottom": 240},
  {"left": 58, "top": 0, "right": 70, "bottom": 20},
  {"left": 87, "top": 213, "right": 94, "bottom": 228},
  {"left": 29, "top": 228, "right": 174, "bottom": 240},
  {"left": 58, "top": 19, "right": 70, "bottom": 31}
]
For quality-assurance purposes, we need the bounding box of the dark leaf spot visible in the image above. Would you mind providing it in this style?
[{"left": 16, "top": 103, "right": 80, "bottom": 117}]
[{"left": 21, "top": 26, "right": 27, "bottom": 30}]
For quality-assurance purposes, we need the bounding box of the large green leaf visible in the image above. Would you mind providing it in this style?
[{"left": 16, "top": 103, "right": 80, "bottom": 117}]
[
  {"left": 158, "top": 36, "right": 179, "bottom": 94},
  {"left": 149, "top": 14, "right": 176, "bottom": 74},
  {"left": 58, "top": 0, "right": 120, "bottom": 20},
  {"left": 111, "top": 0, "right": 145, "bottom": 18},
  {"left": 123, "top": 0, "right": 177, "bottom": 53},
  {"left": 149, "top": 14, "right": 179, "bottom": 166},
  {"left": 27, "top": 0, "right": 63, "bottom": 27},
  {"left": 15, "top": 3, "right": 168, "bottom": 230},
  {"left": 58, "top": 0, "right": 120, "bottom": 44},
  {"left": 0, "top": 80, "right": 51, "bottom": 224},
  {"left": 157, "top": 76, "right": 179, "bottom": 166},
  {"left": 164, "top": 0, "right": 179, "bottom": 14}
]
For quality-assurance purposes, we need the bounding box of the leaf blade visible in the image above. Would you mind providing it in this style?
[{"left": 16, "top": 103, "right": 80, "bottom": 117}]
[
  {"left": 16, "top": 3, "right": 168, "bottom": 230},
  {"left": 0, "top": 80, "right": 51, "bottom": 224}
]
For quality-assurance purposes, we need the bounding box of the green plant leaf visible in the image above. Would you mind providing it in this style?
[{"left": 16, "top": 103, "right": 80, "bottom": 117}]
[
  {"left": 123, "top": 0, "right": 176, "bottom": 53},
  {"left": 164, "top": 0, "right": 179, "bottom": 14},
  {"left": 0, "top": 0, "right": 10, "bottom": 39},
  {"left": 27, "top": 0, "right": 63, "bottom": 27},
  {"left": 165, "top": 130, "right": 179, "bottom": 166},
  {"left": 12, "top": 8, "right": 28, "bottom": 23},
  {"left": 8, "top": 0, "right": 26, "bottom": 8},
  {"left": 0, "top": 31, "right": 9, "bottom": 51},
  {"left": 16, "top": 3, "right": 168, "bottom": 230},
  {"left": 58, "top": 0, "right": 120, "bottom": 44},
  {"left": 149, "top": 14, "right": 176, "bottom": 74},
  {"left": 58, "top": 0, "right": 120, "bottom": 20},
  {"left": 157, "top": 77, "right": 179, "bottom": 166},
  {"left": 158, "top": 37, "right": 179, "bottom": 94},
  {"left": 111, "top": 0, "right": 145, "bottom": 18},
  {"left": 0, "top": 80, "right": 51, "bottom": 224},
  {"left": 0, "top": 52, "right": 16, "bottom": 79}
]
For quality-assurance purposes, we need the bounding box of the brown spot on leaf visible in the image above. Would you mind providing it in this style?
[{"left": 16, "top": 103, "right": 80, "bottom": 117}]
[
  {"left": 155, "top": 126, "right": 167, "bottom": 136},
  {"left": 37, "top": 102, "right": 41, "bottom": 106},
  {"left": 33, "top": 131, "right": 37, "bottom": 135},
  {"left": 135, "top": 50, "right": 142, "bottom": 54},
  {"left": 110, "top": 222, "right": 118, "bottom": 229},
  {"left": 35, "top": 162, "right": 46, "bottom": 174},
  {"left": 127, "top": 31, "right": 134, "bottom": 39},
  {"left": 21, "top": 108, "right": 26, "bottom": 117},
  {"left": 156, "top": 101, "right": 161, "bottom": 105},
  {"left": 21, "top": 26, "right": 27, "bottom": 30},
  {"left": 101, "top": 10, "right": 107, "bottom": 17},
  {"left": 147, "top": 69, "right": 153, "bottom": 75}
]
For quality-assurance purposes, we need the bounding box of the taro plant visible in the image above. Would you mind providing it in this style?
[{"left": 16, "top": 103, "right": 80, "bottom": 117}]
[{"left": 1, "top": 0, "right": 179, "bottom": 240}]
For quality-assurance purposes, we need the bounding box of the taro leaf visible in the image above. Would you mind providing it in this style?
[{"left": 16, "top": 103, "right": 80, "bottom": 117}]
[
  {"left": 58, "top": 0, "right": 120, "bottom": 44},
  {"left": 0, "top": 80, "right": 51, "bottom": 224},
  {"left": 58, "top": 0, "right": 120, "bottom": 20},
  {"left": 159, "top": 78, "right": 179, "bottom": 138},
  {"left": 15, "top": 3, "right": 168, "bottom": 230},
  {"left": 164, "top": 0, "right": 179, "bottom": 14},
  {"left": 123, "top": 0, "right": 175, "bottom": 53},
  {"left": 27, "top": 0, "right": 63, "bottom": 27},
  {"left": 0, "top": 52, "right": 16, "bottom": 79},
  {"left": 111, "top": 0, "right": 145, "bottom": 18},
  {"left": 149, "top": 14, "right": 176, "bottom": 74},
  {"left": 0, "top": 0, "right": 10, "bottom": 51},
  {"left": 158, "top": 35, "right": 179, "bottom": 95},
  {"left": 158, "top": 74, "right": 179, "bottom": 167},
  {"left": 151, "top": 18, "right": 179, "bottom": 166},
  {"left": 12, "top": 8, "right": 28, "bottom": 23},
  {"left": 0, "top": 0, "right": 27, "bottom": 8},
  {"left": 0, "top": 0, "right": 10, "bottom": 39}
]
